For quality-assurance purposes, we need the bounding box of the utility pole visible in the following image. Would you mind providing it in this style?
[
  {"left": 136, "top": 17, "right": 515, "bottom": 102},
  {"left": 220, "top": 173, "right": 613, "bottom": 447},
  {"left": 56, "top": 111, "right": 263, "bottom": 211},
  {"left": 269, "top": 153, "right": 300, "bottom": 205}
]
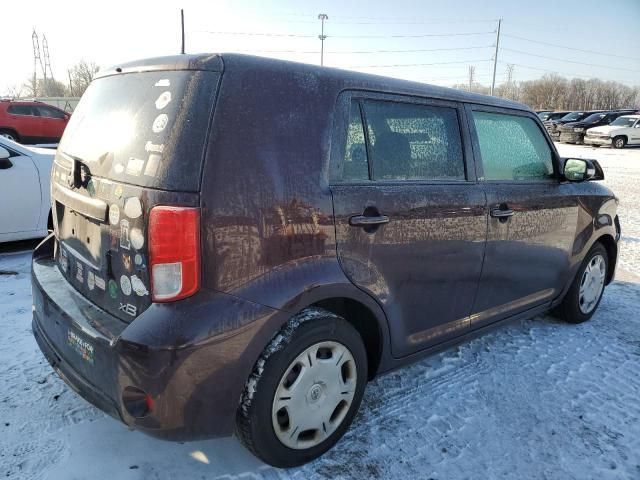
[
  {"left": 468, "top": 66, "right": 475, "bottom": 92},
  {"left": 490, "top": 18, "right": 502, "bottom": 96},
  {"left": 180, "top": 9, "right": 185, "bottom": 54},
  {"left": 318, "top": 13, "right": 328, "bottom": 66}
]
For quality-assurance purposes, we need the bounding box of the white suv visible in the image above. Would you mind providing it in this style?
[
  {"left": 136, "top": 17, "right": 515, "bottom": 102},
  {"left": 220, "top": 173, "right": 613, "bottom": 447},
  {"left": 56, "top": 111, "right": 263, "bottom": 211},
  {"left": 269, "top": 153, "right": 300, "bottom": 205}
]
[{"left": 584, "top": 114, "right": 640, "bottom": 148}]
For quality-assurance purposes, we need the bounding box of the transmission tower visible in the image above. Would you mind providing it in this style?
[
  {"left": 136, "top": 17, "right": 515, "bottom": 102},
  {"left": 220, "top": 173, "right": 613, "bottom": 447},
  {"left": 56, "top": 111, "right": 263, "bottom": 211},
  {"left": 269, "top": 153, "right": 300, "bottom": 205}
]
[
  {"left": 32, "top": 30, "right": 44, "bottom": 97},
  {"left": 468, "top": 66, "right": 475, "bottom": 92},
  {"left": 42, "top": 35, "right": 54, "bottom": 82}
]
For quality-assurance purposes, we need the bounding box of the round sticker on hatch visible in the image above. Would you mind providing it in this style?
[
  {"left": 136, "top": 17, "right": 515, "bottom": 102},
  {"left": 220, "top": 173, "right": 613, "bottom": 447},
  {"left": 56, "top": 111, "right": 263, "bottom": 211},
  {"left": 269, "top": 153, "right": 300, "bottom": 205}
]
[
  {"left": 131, "top": 275, "right": 149, "bottom": 297},
  {"left": 152, "top": 114, "right": 169, "bottom": 133},
  {"left": 155, "top": 91, "right": 172, "bottom": 110},
  {"left": 120, "top": 275, "right": 132, "bottom": 296},
  {"left": 130, "top": 228, "right": 144, "bottom": 250},
  {"left": 109, "top": 204, "right": 120, "bottom": 225},
  {"left": 114, "top": 161, "right": 125, "bottom": 174},
  {"left": 87, "top": 272, "right": 95, "bottom": 291},
  {"left": 134, "top": 253, "right": 143, "bottom": 266},
  {"left": 124, "top": 197, "right": 143, "bottom": 219},
  {"left": 108, "top": 279, "right": 118, "bottom": 299}
]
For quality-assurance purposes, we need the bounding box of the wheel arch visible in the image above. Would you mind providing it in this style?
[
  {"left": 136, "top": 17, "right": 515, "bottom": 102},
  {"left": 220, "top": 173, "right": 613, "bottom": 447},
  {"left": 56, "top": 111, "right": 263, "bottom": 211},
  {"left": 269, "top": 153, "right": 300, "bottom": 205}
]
[{"left": 594, "top": 233, "right": 617, "bottom": 284}]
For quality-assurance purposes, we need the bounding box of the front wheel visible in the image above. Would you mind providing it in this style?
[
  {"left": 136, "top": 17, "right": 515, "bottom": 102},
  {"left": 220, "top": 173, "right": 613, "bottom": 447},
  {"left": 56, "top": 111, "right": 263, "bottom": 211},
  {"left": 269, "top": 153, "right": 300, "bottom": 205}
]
[
  {"left": 0, "top": 129, "right": 19, "bottom": 142},
  {"left": 612, "top": 136, "right": 627, "bottom": 149},
  {"left": 236, "top": 308, "right": 368, "bottom": 468},
  {"left": 555, "top": 243, "right": 608, "bottom": 324}
]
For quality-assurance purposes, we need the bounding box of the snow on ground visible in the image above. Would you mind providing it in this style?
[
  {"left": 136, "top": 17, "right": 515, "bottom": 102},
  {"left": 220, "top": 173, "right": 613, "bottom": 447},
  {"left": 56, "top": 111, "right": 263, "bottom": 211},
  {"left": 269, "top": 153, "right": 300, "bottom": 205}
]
[{"left": 1, "top": 145, "right": 640, "bottom": 480}]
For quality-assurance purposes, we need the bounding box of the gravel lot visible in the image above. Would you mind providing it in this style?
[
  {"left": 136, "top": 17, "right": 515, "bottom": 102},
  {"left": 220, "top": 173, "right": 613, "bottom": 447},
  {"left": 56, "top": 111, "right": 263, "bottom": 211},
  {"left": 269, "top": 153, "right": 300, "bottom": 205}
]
[{"left": 1, "top": 144, "right": 639, "bottom": 480}]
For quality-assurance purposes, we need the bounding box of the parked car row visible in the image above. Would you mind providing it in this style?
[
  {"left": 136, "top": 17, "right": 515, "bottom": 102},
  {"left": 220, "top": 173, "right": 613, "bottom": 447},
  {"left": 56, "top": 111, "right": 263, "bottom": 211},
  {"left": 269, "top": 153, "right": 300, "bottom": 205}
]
[
  {"left": 0, "top": 99, "right": 70, "bottom": 144},
  {"left": 540, "top": 109, "right": 639, "bottom": 147}
]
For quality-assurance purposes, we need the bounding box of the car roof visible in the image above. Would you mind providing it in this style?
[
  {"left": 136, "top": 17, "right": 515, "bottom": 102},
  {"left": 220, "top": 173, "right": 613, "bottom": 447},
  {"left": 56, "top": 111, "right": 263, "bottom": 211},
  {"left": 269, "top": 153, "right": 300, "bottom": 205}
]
[{"left": 99, "top": 53, "right": 531, "bottom": 112}]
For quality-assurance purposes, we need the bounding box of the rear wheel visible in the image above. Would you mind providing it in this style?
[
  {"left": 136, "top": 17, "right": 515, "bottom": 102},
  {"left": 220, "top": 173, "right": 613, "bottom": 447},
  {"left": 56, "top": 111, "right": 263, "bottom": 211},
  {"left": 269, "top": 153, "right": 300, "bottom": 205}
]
[
  {"left": 0, "top": 129, "right": 19, "bottom": 142},
  {"left": 555, "top": 243, "right": 608, "bottom": 324},
  {"left": 236, "top": 308, "right": 367, "bottom": 468},
  {"left": 612, "top": 136, "right": 627, "bottom": 149}
]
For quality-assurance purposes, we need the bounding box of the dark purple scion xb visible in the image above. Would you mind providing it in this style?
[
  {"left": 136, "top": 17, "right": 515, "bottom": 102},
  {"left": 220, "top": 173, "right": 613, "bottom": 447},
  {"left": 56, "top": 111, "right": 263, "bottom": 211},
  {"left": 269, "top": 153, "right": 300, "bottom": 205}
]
[{"left": 31, "top": 54, "right": 619, "bottom": 467}]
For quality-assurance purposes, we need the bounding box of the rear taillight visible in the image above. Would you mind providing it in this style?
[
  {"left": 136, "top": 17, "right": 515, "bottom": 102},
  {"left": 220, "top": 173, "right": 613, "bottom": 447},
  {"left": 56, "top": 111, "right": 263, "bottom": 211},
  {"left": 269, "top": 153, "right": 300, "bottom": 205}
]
[{"left": 149, "top": 206, "right": 200, "bottom": 302}]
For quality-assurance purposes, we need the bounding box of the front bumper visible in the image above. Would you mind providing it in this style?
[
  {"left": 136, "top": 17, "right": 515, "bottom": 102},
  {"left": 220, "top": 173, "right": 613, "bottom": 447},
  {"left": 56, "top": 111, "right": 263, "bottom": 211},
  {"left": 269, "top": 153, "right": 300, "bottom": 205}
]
[
  {"left": 584, "top": 136, "right": 612, "bottom": 146},
  {"left": 31, "top": 235, "right": 278, "bottom": 440},
  {"left": 559, "top": 131, "right": 585, "bottom": 143}
]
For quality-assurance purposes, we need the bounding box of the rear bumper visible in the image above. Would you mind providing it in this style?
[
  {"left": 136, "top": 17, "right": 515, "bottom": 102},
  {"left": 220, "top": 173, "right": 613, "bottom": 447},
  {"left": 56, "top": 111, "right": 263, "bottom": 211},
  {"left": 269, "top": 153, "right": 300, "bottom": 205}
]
[
  {"left": 584, "top": 136, "right": 612, "bottom": 146},
  {"left": 31, "top": 235, "right": 279, "bottom": 440}
]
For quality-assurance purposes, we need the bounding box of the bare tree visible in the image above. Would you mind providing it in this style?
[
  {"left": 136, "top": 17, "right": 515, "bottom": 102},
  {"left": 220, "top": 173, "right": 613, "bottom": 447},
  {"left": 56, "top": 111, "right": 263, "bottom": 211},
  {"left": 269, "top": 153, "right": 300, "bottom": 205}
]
[{"left": 67, "top": 60, "right": 99, "bottom": 97}]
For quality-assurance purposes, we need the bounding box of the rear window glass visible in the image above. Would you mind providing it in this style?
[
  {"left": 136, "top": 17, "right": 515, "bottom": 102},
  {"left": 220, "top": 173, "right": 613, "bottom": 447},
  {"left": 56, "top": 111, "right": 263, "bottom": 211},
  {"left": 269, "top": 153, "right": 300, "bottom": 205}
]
[{"left": 58, "top": 70, "right": 220, "bottom": 191}]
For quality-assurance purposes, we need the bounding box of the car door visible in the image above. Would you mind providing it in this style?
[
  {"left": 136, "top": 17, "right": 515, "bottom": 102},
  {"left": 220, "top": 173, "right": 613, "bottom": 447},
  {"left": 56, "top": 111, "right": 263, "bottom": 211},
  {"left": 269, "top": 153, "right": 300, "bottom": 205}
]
[
  {"left": 35, "top": 105, "right": 68, "bottom": 140},
  {"left": 466, "top": 105, "right": 579, "bottom": 328},
  {"left": 630, "top": 119, "right": 640, "bottom": 145},
  {"left": 0, "top": 144, "right": 42, "bottom": 233},
  {"left": 7, "top": 105, "right": 40, "bottom": 140},
  {"left": 331, "top": 92, "right": 487, "bottom": 357}
]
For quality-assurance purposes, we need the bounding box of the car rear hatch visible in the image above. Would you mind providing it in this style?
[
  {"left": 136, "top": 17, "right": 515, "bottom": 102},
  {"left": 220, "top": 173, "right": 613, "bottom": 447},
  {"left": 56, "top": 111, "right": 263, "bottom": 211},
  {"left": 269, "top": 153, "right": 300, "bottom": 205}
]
[{"left": 51, "top": 57, "right": 221, "bottom": 322}]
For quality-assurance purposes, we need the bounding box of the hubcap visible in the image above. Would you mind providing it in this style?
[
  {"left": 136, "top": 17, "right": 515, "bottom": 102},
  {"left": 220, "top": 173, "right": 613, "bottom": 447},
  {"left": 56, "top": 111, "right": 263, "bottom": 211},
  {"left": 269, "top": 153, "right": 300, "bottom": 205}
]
[
  {"left": 0, "top": 132, "right": 15, "bottom": 141},
  {"left": 615, "top": 139, "right": 624, "bottom": 148},
  {"left": 579, "top": 254, "right": 606, "bottom": 314},
  {"left": 272, "top": 341, "right": 357, "bottom": 450}
]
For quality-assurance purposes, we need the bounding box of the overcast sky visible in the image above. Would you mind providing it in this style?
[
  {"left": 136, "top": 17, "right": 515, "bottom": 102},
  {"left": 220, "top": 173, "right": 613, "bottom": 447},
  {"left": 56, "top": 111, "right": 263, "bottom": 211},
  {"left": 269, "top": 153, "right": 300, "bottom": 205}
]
[{"left": 3, "top": 0, "right": 639, "bottom": 96}]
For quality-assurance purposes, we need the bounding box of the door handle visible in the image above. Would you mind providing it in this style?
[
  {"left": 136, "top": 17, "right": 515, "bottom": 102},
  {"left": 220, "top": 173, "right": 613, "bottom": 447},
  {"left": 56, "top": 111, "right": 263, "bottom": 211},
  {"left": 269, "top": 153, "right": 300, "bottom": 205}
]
[
  {"left": 0, "top": 158, "right": 13, "bottom": 170},
  {"left": 490, "top": 208, "right": 514, "bottom": 218},
  {"left": 349, "top": 215, "right": 390, "bottom": 227}
]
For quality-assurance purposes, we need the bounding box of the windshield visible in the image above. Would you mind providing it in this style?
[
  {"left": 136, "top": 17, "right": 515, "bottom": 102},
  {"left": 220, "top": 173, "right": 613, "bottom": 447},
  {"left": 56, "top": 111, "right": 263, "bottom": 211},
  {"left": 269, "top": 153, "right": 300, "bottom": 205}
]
[
  {"left": 582, "top": 113, "right": 607, "bottom": 123},
  {"left": 610, "top": 116, "right": 637, "bottom": 127},
  {"left": 560, "top": 112, "right": 585, "bottom": 121},
  {"left": 58, "top": 70, "right": 220, "bottom": 191}
]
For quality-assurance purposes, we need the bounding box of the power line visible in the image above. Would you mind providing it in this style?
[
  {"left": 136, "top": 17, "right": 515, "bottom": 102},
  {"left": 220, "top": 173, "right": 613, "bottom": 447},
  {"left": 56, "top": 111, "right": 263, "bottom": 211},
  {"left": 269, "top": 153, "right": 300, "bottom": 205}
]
[
  {"left": 195, "top": 30, "right": 495, "bottom": 39},
  {"left": 502, "top": 47, "right": 640, "bottom": 73},
  {"left": 330, "top": 31, "right": 495, "bottom": 39},
  {"left": 345, "top": 59, "right": 493, "bottom": 68},
  {"left": 194, "top": 45, "right": 493, "bottom": 55},
  {"left": 195, "top": 30, "right": 315, "bottom": 38},
  {"left": 498, "top": 60, "right": 638, "bottom": 83},
  {"left": 503, "top": 34, "right": 640, "bottom": 61}
]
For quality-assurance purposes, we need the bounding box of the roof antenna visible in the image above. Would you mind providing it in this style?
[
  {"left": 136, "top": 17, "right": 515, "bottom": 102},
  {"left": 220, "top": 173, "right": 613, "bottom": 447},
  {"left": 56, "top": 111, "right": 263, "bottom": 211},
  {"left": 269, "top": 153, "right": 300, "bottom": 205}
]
[{"left": 180, "top": 9, "right": 185, "bottom": 54}]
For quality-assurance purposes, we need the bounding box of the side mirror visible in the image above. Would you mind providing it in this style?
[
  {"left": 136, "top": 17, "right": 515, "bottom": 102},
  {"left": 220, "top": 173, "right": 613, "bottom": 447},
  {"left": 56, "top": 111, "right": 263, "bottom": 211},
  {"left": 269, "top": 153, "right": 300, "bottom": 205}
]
[
  {"left": 0, "top": 146, "right": 10, "bottom": 160},
  {"left": 563, "top": 158, "right": 603, "bottom": 182}
]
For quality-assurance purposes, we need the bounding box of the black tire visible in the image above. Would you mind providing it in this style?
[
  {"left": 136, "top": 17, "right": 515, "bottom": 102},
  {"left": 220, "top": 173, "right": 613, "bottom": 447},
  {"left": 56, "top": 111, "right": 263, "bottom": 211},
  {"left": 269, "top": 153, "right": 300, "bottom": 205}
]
[
  {"left": 236, "top": 308, "right": 368, "bottom": 468},
  {"left": 612, "top": 136, "right": 627, "bottom": 149},
  {"left": 555, "top": 243, "right": 608, "bottom": 324},
  {"left": 0, "top": 129, "right": 19, "bottom": 142}
]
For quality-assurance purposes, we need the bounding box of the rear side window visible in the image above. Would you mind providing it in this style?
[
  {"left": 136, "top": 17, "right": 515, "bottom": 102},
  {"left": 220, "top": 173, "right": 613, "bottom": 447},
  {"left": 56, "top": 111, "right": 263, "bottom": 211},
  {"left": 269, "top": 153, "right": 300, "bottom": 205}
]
[
  {"left": 7, "top": 105, "right": 34, "bottom": 116},
  {"left": 472, "top": 111, "right": 554, "bottom": 181},
  {"left": 363, "top": 100, "right": 465, "bottom": 181},
  {"left": 343, "top": 101, "right": 369, "bottom": 182}
]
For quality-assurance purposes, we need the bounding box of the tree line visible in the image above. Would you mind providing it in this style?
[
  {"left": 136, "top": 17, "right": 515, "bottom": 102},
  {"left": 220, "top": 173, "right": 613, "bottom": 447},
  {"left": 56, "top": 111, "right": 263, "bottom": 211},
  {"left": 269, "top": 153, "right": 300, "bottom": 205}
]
[
  {"left": 454, "top": 73, "right": 640, "bottom": 111},
  {"left": 6, "top": 60, "right": 99, "bottom": 99}
]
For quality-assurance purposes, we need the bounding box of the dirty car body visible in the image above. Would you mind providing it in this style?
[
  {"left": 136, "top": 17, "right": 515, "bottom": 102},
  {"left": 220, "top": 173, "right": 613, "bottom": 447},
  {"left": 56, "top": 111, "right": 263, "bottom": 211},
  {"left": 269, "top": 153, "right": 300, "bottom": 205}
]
[{"left": 31, "top": 54, "right": 620, "bottom": 446}]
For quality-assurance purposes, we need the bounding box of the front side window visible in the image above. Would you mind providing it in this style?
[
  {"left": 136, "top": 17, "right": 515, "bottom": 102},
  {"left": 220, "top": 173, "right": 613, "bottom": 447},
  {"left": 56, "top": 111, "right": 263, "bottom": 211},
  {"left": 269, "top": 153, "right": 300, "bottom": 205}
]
[
  {"left": 472, "top": 111, "right": 554, "bottom": 181},
  {"left": 362, "top": 100, "right": 465, "bottom": 181},
  {"left": 37, "top": 105, "right": 66, "bottom": 119}
]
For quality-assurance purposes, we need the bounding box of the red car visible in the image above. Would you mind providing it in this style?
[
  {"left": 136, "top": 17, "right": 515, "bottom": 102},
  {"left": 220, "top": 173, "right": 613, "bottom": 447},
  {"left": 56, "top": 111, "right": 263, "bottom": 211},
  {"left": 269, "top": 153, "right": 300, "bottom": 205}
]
[{"left": 0, "top": 100, "right": 70, "bottom": 144}]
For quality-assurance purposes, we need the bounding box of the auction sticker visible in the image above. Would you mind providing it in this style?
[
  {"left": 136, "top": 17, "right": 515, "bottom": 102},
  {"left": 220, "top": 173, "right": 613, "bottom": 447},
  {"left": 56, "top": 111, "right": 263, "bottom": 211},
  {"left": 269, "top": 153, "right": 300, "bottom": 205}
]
[{"left": 67, "top": 330, "right": 94, "bottom": 364}]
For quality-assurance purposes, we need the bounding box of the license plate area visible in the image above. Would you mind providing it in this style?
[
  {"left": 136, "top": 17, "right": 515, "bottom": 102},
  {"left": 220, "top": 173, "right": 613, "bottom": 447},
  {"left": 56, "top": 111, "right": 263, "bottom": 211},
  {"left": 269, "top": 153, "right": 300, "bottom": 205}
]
[{"left": 57, "top": 203, "right": 103, "bottom": 270}]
